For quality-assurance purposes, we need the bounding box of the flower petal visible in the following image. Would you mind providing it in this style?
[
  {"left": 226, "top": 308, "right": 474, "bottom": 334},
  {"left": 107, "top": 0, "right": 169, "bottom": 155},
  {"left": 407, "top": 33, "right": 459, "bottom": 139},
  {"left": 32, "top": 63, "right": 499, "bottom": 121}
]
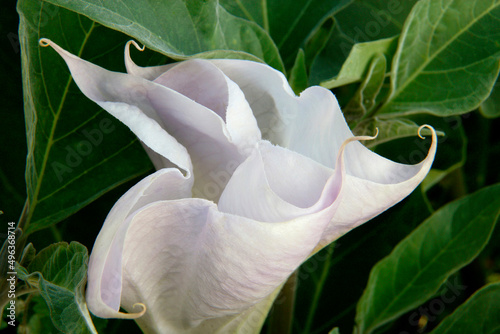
[
  {"left": 40, "top": 39, "right": 260, "bottom": 201},
  {"left": 209, "top": 59, "right": 297, "bottom": 146},
  {"left": 113, "top": 198, "right": 337, "bottom": 333},
  {"left": 87, "top": 129, "right": 358, "bottom": 333},
  {"left": 86, "top": 168, "right": 192, "bottom": 319},
  {"left": 218, "top": 141, "right": 338, "bottom": 222},
  {"left": 208, "top": 60, "right": 352, "bottom": 168},
  {"left": 321, "top": 126, "right": 438, "bottom": 245},
  {"left": 39, "top": 38, "right": 192, "bottom": 175},
  {"left": 126, "top": 41, "right": 261, "bottom": 152},
  {"left": 151, "top": 59, "right": 261, "bottom": 153},
  {"left": 124, "top": 40, "right": 176, "bottom": 80}
]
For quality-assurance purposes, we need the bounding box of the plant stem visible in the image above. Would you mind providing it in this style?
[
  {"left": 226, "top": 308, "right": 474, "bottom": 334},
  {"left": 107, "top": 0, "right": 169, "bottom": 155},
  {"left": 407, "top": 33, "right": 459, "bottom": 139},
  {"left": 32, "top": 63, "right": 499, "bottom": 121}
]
[
  {"left": 267, "top": 270, "right": 298, "bottom": 334},
  {"left": 302, "top": 242, "right": 336, "bottom": 334}
]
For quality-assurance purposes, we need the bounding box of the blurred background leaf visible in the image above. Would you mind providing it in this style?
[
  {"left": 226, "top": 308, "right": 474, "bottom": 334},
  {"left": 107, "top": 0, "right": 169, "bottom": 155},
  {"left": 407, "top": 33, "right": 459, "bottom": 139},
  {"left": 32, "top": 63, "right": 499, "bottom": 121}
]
[
  {"left": 219, "top": 0, "right": 351, "bottom": 69},
  {"left": 430, "top": 282, "right": 500, "bottom": 334},
  {"left": 309, "top": 0, "right": 418, "bottom": 84},
  {"left": 320, "top": 37, "right": 396, "bottom": 89},
  {"left": 480, "top": 80, "right": 500, "bottom": 119}
]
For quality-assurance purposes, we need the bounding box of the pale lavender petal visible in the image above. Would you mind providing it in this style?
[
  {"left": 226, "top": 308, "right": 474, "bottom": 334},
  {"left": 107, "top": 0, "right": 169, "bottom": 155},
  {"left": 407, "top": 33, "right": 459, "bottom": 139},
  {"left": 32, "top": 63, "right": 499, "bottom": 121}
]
[
  {"left": 218, "top": 141, "right": 337, "bottom": 222},
  {"left": 151, "top": 59, "right": 261, "bottom": 153},
  {"left": 40, "top": 39, "right": 260, "bottom": 201},
  {"left": 86, "top": 168, "right": 192, "bottom": 319},
  {"left": 209, "top": 59, "right": 298, "bottom": 146},
  {"left": 320, "top": 126, "right": 438, "bottom": 245},
  {"left": 88, "top": 132, "right": 358, "bottom": 332},
  {"left": 208, "top": 60, "right": 351, "bottom": 168},
  {"left": 39, "top": 38, "right": 192, "bottom": 175},
  {"left": 219, "top": 127, "right": 437, "bottom": 249},
  {"left": 117, "top": 197, "right": 337, "bottom": 333},
  {"left": 124, "top": 41, "right": 176, "bottom": 80},
  {"left": 125, "top": 41, "right": 261, "bottom": 152}
]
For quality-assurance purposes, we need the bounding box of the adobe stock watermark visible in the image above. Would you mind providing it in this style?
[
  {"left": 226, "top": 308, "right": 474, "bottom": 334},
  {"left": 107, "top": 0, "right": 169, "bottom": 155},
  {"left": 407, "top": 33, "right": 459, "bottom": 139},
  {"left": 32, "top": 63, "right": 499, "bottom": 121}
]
[
  {"left": 399, "top": 276, "right": 467, "bottom": 334},
  {"left": 4, "top": 221, "right": 17, "bottom": 327},
  {"left": 51, "top": 118, "right": 116, "bottom": 182}
]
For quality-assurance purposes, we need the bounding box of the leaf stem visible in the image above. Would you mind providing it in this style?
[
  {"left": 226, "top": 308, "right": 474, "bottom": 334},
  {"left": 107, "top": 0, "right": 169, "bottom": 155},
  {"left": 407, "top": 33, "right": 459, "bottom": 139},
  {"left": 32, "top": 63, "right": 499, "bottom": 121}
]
[
  {"left": 302, "top": 242, "right": 336, "bottom": 334},
  {"left": 267, "top": 270, "right": 298, "bottom": 334},
  {"left": 261, "top": 0, "right": 270, "bottom": 32}
]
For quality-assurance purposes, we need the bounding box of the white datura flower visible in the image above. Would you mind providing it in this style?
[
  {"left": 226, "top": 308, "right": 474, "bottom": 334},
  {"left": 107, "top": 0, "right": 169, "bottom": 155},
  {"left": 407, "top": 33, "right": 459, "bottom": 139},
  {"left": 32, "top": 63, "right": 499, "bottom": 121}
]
[{"left": 40, "top": 38, "right": 436, "bottom": 334}]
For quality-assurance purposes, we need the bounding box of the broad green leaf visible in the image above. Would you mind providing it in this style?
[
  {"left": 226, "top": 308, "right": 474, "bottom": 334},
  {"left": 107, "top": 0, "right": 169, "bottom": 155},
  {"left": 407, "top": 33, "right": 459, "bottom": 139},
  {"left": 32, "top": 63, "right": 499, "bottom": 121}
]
[
  {"left": 430, "top": 282, "right": 500, "bottom": 334},
  {"left": 329, "top": 328, "right": 340, "bottom": 334},
  {"left": 310, "top": 0, "right": 417, "bottom": 84},
  {"left": 353, "top": 118, "right": 442, "bottom": 149},
  {"left": 289, "top": 49, "right": 308, "bottom": 94},
  {"left": 343, "top": 53, "right": 387, "bottom": 123},
  {"left": 294, "top": 191, "right": 432, "bottom": 333},
  {"left": 24, "top": 295, "right": 108, "bottom": 334},
  {"left": 16, "top": 242, "right": 96, "bottom": 334},
  {"left": 219, "top": 0, "right": 351, "bottom": 68},
  {"left": 321, "top": 37, "right": 396, "bottom": 89},
  {"left": 380, "top": 0, "right": 500, "bottom": 116},
  {"left": 44, "top": 0, "right": 284, "bottom": 72},
  {"left": 354, "top": 184, "right": 500, "bottom": 334},
  {"left": 480, "top": 81, "right": 500, "bottom": 118},
  {"left": 18, "top": 1, "right": 153, "bottom": 234}
]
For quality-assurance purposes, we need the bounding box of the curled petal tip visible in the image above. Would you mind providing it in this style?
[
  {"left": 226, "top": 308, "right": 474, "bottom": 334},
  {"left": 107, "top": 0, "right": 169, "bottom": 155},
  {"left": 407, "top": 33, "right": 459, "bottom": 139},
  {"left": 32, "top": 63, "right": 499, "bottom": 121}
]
[
  {"left": 126, "top": 40, "right": 145, "bottom": 52},
  {"left": 417, "top": 124, "right": 436, "bottom": 139},
  {"left": 115, "top": 302, "right": 147, "bottom": 319},
  {"left": 346, "top": 127, "right": 379, "bottom": 146},
  {"left": 39, "top": 38, "right": 51, "bottom": 47}
]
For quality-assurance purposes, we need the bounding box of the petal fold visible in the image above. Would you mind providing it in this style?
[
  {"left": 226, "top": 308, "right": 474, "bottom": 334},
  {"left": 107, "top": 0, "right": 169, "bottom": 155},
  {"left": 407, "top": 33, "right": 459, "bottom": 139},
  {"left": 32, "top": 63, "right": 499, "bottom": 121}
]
[
  {"left": 320, "top": 126, "right": 438, "bottom": 245},
  {"left": 111, "top": 198, "right": 337, "bottom": 333},
  {"left": 40, "top": 39, "right": 262, "bottom": 201},
  {"left": 87, "top": 168, "right": 192, "bottom": 319}
]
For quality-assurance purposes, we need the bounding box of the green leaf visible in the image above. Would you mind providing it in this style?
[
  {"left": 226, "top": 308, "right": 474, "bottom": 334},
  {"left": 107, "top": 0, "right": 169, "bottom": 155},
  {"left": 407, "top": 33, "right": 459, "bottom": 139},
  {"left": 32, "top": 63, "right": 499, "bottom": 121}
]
[
  {"left": 26, "top": 295, "right": 64, "bottom": 334},
  {"left": 16, "top": 242, "right": 96, "bottom": 334},
  {"left": 219, "top": 0, "right": 351, "bottom": 68},
  {"left": 343, "top": 53, "right": 387, "bottom": 123},
  {"left": 329, "top": 327, "right": 340, "bottom": 334},
  {"left": 430, "top": 282, "right": 500, "bottom": 334},
  {"left": 480, "top": 80, "right": 500, "bottom": 118},
  {"left": 289, "top": 49, "right": 308, "bottom": 94},
  {"left": 354, "top": 184, "right": 500, "bottom": 334},
  {"left": 321, "top": 37, "right": 397, "bottom": 89},
  {"left": 310, "top": 0, "right": 417, "bottom": 84},
  {"left": 44, "top": 0, "right": 284, "bottom": 72},
  {"left": 18, "top": 1, "right": 153, "bottom": 234},
  {"left": 380, "top": 0, "right": 500, "bottom": 116}
]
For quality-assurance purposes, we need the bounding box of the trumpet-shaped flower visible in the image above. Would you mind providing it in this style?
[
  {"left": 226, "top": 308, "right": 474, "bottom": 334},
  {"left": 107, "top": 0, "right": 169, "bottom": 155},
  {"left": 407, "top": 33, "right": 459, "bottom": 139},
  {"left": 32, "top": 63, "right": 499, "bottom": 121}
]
[{"left": 40, "top": 38, "right": 437, "bottom": 334}]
